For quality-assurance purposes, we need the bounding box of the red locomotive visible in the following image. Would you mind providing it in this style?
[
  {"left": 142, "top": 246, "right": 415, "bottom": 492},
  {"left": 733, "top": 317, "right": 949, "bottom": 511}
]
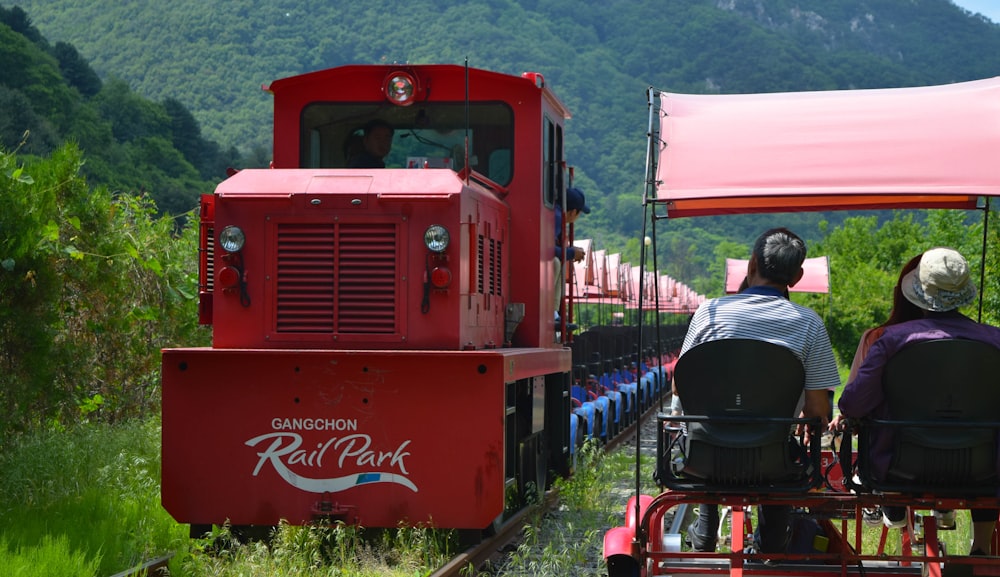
[{"left": 161, "top": 64, "right": 595, "bottom": 536}]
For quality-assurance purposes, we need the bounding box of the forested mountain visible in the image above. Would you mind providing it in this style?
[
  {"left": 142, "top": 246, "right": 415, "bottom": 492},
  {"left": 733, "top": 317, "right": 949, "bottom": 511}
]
[
  {"left": 5, "top": 0, "right": 1000, "bottom": 289},
  {"left": 0, "top": 6, "right": 238, "bottom": 216}
]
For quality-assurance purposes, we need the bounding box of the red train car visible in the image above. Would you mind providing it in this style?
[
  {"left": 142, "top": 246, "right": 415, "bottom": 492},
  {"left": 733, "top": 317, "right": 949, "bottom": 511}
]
[{"left": 161, "top": 64, "right": 577, "bottom": 535}]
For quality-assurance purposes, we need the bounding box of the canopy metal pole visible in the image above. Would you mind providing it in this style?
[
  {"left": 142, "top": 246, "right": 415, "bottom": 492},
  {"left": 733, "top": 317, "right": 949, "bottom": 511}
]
[
  {"left": 979, "top": 197, "right": 991, "bottom": 323},
  {"left": 632, "top": 87, "right": 660, "bottom": 542}
]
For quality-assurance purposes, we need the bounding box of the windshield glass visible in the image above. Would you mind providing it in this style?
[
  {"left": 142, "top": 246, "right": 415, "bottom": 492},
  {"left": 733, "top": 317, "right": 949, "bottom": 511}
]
[{"left": 300, "top": 102, "right": 514, "bottom": 185}]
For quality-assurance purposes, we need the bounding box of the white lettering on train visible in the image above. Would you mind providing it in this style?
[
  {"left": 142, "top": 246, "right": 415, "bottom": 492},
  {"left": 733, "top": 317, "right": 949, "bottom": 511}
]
[
  {"left": 245, "top": 432, "right": 417, "bottom": 493},
  {"left": 270, "top": 417, "right": 358, "bottom": 431}
]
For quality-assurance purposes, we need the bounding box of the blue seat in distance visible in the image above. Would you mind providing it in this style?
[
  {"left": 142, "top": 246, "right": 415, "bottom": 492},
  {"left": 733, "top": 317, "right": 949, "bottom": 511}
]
[
  {"left": 648, "top": 366, "right": 667, "bottom": 395},
  {"left": 617, "top": 382, "right": 636, "bottom": 423},
  {"left": 642, "top": 371, "right": 656, "bottom": 397},
  {"left": 593, "top": 395, "right": 611, "bottom": 440},
  {"left": 657, "top": 338, "right": 821, "bottom": 492},
  {"left": 568, "top": 412, "right": 580, "bottom": 466},
  {"left": 605, "top": 389, "right": 622, "bottom": 436},
  {"left": 575, "top": 402, "right": 596, "bottom": 440},
  {"left": 639, "top": 374, "right": 654, "bottom": 409},
  {"left": 854, "top": 338, "right": 1000, "bottom": 496}
]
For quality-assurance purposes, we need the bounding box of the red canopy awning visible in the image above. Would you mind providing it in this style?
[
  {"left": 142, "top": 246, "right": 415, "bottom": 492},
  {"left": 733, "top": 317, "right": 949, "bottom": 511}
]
[
  {"left": 725, "top": 256, "right": 830, "bottom": 294},
  {"left": 652, "top": 78, "right": 1000, "bottom": 217}
]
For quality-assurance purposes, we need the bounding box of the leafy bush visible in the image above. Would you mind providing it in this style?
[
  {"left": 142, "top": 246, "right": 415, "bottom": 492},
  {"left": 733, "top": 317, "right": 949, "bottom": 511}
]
[{"left": 0, "top": 144, "right": 208, "bottom": 443}]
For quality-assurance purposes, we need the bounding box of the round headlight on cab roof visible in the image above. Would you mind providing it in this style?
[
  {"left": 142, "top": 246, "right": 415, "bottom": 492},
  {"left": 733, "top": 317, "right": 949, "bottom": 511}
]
[
  {"left": 385, "top": 72, "right": 416, "bottom": 106},
  {"left": 219, "top": 225, "right": 246, "bottom": 253},
  {"left": 424, "top": 225, "right": 450, "bottom": 253}
]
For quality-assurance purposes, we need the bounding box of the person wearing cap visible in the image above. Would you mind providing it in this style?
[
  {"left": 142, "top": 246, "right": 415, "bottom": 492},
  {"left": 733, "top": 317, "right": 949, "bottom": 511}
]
[
  {"left": 554, "top": 187, "right": 590, "bottom": 324},
  {"left": 350, "top": 119, "right": 394, "bottom": 168},
  {"left": 556, "top": 187, "right": 590, "bottom": 263},
  {"left": 836, "top": 247, "right": 1000, "bottom": 555}
]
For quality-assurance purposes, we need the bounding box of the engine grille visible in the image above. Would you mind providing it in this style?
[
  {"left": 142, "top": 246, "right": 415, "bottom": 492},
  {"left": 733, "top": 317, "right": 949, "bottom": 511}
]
[
  {"left": 477, "top": 234, "right": 502, "bottom": 298},
  {"left": 336, "top": 223, "right": 397, "bottom": 333},
  {"left": 275, "top": 222, "right": 397, "bottom": 334},
  {"left": 202, "top": 227, "right": 215, "bottom": 292}
]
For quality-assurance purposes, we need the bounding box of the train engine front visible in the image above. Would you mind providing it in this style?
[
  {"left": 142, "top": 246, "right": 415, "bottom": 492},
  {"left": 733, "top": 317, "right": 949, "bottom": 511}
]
[{"left": 161, "top": 65, "right": 574, "bottom": 535}]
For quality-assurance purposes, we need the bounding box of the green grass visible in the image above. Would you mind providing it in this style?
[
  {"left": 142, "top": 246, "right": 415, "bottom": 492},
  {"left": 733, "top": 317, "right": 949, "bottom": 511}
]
[
  {"left": 0, "top": 534, "right": 101, "bottom": 577},
  {"left": 175, "top": 522, "right": 457, "bottom": 576},
  {"left": 0, "top": 418, "right": 187, "bottom": 577},
  {"left": 859, "top": 509, "right": 973, "bottom": 557},
  {"left": 0, "top": 418, "right": 462, "bottom": 577}
]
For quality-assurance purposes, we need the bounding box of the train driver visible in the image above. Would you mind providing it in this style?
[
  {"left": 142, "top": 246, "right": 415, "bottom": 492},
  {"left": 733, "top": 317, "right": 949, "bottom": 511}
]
[{"left": 350, "top": 119, "right": 394, "bottom": 168}]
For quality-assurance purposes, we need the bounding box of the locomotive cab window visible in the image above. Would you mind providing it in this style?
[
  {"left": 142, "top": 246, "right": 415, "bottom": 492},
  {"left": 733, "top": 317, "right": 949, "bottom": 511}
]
[{"left": 300, "top": 102, "right": 514, "bottom": 185}]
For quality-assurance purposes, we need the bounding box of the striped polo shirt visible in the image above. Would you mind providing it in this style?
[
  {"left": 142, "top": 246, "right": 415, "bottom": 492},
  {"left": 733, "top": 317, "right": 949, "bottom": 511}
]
[{"left": 680, "top": 289, "right": 841, "bottom": 392}]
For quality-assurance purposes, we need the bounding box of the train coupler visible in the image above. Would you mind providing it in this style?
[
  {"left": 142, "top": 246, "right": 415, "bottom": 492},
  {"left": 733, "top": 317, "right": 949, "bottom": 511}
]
[{"left": 311, "top": 494, "right": 357, "bottom": 525}]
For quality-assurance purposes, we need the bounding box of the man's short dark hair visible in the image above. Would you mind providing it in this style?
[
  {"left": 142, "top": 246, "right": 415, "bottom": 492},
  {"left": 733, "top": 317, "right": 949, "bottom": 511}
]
[{"left": 752, "top": 227, "right": 806, "bottom": 285}]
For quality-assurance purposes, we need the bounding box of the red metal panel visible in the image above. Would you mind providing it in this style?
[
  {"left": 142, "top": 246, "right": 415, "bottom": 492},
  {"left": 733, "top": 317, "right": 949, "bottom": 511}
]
[
  {"left": 162, "top": 348, "right": 565, "bottom": 529},
  {"left": 207, "top": 169, "right": 520, "bottom": 351}
]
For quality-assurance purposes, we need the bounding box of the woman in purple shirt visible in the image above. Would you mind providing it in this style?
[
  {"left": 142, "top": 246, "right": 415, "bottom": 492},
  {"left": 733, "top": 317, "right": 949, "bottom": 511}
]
[{"left": 834, "top": 247, "right": 1000, "bottom": 556}]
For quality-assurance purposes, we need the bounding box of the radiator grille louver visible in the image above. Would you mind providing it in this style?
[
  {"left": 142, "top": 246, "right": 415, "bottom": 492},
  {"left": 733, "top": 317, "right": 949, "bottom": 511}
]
[
  {"left": 495, "top": 240, "right": 502, "bottom": 296},
  {"left": 203, "top": 227, "right": 215, "bottom": 292},
  {"left": 336, "top": 223, "right": 397, "bottom": 333},
  {"left": 275, "top": 223, "right": 397, "bottom": 334},
  {"left": 476, "top": 234, "right": 502, "bottom": 297},
  {"left": 276, "top": 224, "right": 335, "bottom": 332},
  {"left": 477, "top": 234, "right": 485, "bottom": 294},
  {"left": 490, "top": 238, "right": 500, "bottom": 296}
]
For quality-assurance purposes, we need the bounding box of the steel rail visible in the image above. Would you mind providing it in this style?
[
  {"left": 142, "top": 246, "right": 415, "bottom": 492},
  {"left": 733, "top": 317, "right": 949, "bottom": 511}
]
[{"left": 429, "top": 400, "right": 665, "bottom": 577}]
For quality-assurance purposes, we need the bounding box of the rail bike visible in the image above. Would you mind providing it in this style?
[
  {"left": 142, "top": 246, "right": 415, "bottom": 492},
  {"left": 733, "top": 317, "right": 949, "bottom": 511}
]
[{"left": 604, "top": 76, "right": 1000, "bottom": 576}]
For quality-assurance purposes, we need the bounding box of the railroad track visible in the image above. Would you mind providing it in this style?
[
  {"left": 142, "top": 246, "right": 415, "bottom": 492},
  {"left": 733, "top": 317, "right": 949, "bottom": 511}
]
[
  {"left": 108, "top": 554, "right": 172, "bottom": 577},
  {"left": 429, "top": 490, "right": 561, "bottom": 577},
  {"left": 429, "top": 400, "right": 666, "bottom": 577}
]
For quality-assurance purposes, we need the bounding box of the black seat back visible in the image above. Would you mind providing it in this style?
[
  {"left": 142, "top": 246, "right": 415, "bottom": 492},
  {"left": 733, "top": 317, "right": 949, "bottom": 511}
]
[
  {"left": 659, "top": 338, "right": 816, "bottom": 491},
  {"left": 863, "top": 338, "right": 1000, "bottom": 494}
]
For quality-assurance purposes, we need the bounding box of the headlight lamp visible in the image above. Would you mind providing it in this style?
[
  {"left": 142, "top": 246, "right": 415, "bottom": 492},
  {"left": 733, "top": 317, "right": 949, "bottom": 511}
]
[
  {"left": 424, "top": 225, "right": 450, "bottom": 253},
  {"left": 219, "top": 225, "right": 246, "bottom": 253}
]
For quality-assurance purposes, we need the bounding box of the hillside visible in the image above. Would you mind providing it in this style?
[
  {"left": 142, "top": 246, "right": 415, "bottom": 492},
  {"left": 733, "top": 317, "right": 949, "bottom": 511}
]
[
  {"left": 0, "top": 7, "right": 239, "bottom": 216},
  {"left": 5, "top": 0, "right": 1000, "bottom": 289}
]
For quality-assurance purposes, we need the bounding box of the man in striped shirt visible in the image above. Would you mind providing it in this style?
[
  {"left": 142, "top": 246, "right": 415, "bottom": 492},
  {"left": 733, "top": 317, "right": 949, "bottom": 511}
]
[{"left": 679, "top": 227, "right": 840, "bottom": 555}]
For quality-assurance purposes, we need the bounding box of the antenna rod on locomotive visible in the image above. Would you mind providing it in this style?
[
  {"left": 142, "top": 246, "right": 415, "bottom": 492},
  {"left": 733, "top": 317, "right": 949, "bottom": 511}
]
[{"left": 464, "top": 57, "right": 470, "bottom": 186}]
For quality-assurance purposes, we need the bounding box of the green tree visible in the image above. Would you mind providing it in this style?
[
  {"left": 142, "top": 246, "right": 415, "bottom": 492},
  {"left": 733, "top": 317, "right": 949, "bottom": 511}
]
[
  {"left": 0, "top": 23, "right": 77, "bottom": 134},
  {"left": 0, "top": 5, "right": 45, "bottom": 46},
  {"left": 981, "top": 206, "right": 1000, "bottom": 328},
  {"left": 0, "top": 85, "right": 60, "bottom": 155},
  {"left": 93, "top": 78, "right": 172, "bottom": 143},
  {"left": 53, "top": 41, "right": 102, "bottom": 98}
]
